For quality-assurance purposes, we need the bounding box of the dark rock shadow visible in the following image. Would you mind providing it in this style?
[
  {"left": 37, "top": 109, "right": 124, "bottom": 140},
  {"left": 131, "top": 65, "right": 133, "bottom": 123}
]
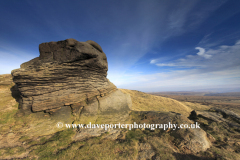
[
  {"left": 11, "top": 84, "right": 27, "bottom": 117},
  {"left": 173, "top": 153, "right": 215, "bottom": 160},
  {"left": 10, "top": 84, "right": 21, "bottom": 107}
]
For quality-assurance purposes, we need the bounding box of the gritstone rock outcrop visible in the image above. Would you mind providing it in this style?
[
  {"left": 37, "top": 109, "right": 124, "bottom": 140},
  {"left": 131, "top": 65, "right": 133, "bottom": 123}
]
[{"left": 11, "top": 39, "right": 132, "bottom": 124}]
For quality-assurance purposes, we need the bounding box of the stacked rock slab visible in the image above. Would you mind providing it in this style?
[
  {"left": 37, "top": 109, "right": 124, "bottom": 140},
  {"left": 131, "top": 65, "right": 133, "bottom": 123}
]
[{"left": 11, "top": 39, "right": 132, "bottom": 124}]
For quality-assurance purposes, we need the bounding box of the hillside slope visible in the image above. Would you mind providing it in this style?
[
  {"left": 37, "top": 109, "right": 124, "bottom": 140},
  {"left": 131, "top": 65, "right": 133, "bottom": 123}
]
[
  {"left": 1, "top": 74, "right": 240, "bottom": 160},
  {"left": 120, "top": 89, "right": 200, "bottom": 117}
]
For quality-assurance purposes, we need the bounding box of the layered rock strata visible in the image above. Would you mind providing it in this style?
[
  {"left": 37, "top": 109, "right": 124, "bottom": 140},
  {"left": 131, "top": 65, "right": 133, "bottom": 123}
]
[{"left": 11, "top": 39, "right": 132, "bottom": 123}]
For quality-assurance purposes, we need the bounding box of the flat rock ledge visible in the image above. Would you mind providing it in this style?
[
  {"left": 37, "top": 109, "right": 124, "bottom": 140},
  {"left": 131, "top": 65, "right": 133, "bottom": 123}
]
[{"left": 11, "top": 39, "right": 132, "bottom": 124}]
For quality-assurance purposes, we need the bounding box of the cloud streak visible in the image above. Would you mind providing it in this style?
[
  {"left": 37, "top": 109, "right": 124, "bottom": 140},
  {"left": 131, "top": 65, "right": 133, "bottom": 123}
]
[
  {"left": 107, "top": 0, "right": 226, "bottom": 83},
  {"left": 0, "top": 0, "right": 237, "bottom": 92},
  {"left": 195, "top": 47, "right": 212, "bottom": 59},
  {"left": 117, "top": 40, "right": 240, "bottom": 91}
]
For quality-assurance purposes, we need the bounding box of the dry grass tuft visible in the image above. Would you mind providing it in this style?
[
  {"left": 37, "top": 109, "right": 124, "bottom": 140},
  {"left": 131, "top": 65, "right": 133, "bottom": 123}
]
[{"left": 119, "top": 89, "right": 192, "bottom": 117}]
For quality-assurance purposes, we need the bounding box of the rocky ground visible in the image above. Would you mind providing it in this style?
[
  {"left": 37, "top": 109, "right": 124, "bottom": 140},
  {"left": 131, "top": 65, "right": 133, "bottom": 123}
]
[{"left": 0, "top": 74, "right": 240, "bottom": 160}]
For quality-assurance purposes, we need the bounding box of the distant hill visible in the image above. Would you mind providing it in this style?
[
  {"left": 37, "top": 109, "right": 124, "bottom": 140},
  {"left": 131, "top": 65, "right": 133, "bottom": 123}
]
[
  {"left": 149, "top": 91, "right": 240, "bottom": 97},
  {"left": 148, "top": 91, "right": 209, "bottom": 96},
  {"left": 204, "top": 92, "right": 240, "bottom": 97}
]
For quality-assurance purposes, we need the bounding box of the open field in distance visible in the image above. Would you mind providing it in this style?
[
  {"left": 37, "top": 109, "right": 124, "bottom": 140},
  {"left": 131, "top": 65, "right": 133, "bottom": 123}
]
[{"left": 149, "top": 92, "right": 240, "bottom": 115}]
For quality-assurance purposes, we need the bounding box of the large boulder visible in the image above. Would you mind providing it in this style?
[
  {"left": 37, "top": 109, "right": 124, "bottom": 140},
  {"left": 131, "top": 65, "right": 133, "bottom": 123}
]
[
  {"left": 131, "top": 111, "right": 211, "bottom": 153},
  {"left": 11, "top": 39, "right": 132, "bottom": 124}
]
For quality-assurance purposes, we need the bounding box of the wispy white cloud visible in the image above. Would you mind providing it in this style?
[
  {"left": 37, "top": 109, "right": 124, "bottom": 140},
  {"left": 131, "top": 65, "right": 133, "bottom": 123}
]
[
  {"left": 150, "top": 59, "right": 157, "bottom": 64},
  {"left": 156, "top": 63, "right": 178, "bottom": 67},
  {"left": 117, "top": 40, "right": 240, "bottom": 91},
  {"left": 118, "top": 67, "right": 240, "bottom": 92},
  {"left": 198, "top": 31, "right": 240, "bottom": 49},
  {"left": 0, "top": 0, "right": 231, "bottom": 93},
  {"left": 108, "top": 0, "right": 226, "bottom": 83},
  {"left": 195, "top": 47, "right": 212, "bottom": 59},
  {"left": 151, "top": 40, "right": 240, "bottom": 70}
]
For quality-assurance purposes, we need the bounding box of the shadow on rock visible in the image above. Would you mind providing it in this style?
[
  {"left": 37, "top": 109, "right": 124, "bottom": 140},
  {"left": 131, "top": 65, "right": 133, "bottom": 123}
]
[{"left": 10, "top": 84, "right": 21, "bottom": 106}]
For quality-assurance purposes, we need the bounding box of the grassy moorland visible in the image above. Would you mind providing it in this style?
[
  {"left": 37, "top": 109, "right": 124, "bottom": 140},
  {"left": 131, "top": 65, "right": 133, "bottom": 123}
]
[{"left": 0, "top": 74, "right": 240, "bottom": 160}]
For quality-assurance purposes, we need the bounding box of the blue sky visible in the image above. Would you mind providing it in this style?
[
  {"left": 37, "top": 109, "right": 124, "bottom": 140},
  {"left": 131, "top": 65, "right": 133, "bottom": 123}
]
[{"left": 0, "top": 0, "right": 240, "bottom": 92}]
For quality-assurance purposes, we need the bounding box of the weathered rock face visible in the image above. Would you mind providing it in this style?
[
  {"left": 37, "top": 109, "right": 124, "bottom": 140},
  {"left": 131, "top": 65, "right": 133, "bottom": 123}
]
[{"left": 11, "top": 39, "right": 132, "bottom": 123}]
